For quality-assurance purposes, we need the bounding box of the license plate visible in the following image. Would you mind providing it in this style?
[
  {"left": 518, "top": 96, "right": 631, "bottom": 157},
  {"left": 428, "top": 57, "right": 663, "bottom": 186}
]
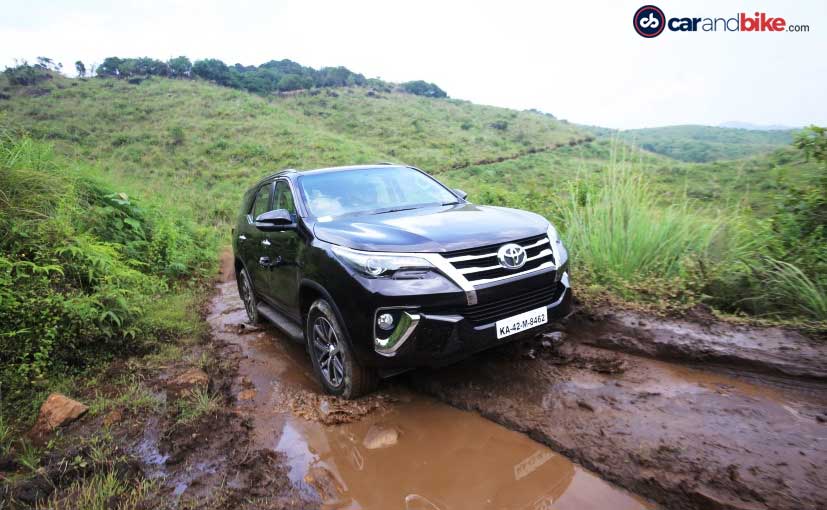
[{"left": 496, "top": 306, "right": 548, "bottom": 339}]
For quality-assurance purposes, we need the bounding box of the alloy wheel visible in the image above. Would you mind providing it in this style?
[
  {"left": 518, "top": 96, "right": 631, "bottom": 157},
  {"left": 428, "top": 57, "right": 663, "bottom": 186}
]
[
  {"left": 240, "top": 271, "right": 256, "bottom": 321},
  {"left": 312, "top": 316, "right": 345, "bottom": 387}
]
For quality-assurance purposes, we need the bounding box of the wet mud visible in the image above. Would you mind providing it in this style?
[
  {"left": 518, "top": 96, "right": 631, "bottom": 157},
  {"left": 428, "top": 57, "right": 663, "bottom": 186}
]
[
  {"left": 570, "top": 308, "right": 827, "bottom": 380},
  {"left": 209, "top": 276, "right": 652, "bottom": 509},
  {"left": 413, "top": 335, "right": 827, "bottom": 510}
]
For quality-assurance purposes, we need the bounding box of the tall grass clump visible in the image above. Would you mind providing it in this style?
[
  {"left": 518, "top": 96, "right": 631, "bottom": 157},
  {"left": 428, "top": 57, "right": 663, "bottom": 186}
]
[
  {"left": 555, "top": 157, "right": 722, "bottom": 299},
  {"left": 0, "top": 131, "right": 216, "bottom": 418}
]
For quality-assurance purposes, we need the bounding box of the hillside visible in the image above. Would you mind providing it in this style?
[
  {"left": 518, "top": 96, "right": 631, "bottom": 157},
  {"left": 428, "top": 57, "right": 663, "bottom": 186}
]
[
  {"left": 1, "top": 71, "right": 825, "bottom": 322},
  {"left": 0, "top": 75, "right": 589, "bottom": 228},
  {"left": 589, "top": 124, "right": 794, "bottom": 162}
]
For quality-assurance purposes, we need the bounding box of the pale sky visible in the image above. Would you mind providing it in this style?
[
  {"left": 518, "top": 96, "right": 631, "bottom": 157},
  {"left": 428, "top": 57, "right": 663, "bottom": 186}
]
[{"left": 1, "top": 0, "right": 824, "bottom": 129}]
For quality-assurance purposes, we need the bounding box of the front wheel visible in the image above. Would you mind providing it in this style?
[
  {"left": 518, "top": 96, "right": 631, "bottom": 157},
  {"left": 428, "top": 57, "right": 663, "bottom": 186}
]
[
  {"left": 236, "top": 266, "right": 261, "bottom": 324},
  {"left": 306, "top": 299, "right": 377, "bottom": 398}
]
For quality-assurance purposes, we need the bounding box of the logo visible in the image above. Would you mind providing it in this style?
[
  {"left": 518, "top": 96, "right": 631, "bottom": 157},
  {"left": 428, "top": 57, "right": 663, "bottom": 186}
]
[
  {"left": 497, "top": 243, "right": 527, "bottom": 270},
  {"left": 634, "top": 5, "right": 665, "bottom": 38},
  {"left": 632, "top": 5, "right": 807, "bottom": 37}
]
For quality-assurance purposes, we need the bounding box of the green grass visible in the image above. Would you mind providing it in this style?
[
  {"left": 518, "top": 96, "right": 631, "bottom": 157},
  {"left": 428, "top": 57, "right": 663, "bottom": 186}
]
[
  {"left": 0, "top": 73, "right": 824, "bottom": 331},
  {"left": 43, "top": 470, "right": 155, "bottom": 510},
  {"left": 16, "top": 439, "right": 42, "bottom": 472},
  {"left": 556, "top": 159, "right": 720, "bottom": 284},
  {"left": 763, "top": 258, "right": 827, "bottom": 321},
  {"left": 88, "top": 376, "right": 164, "bottom": 417},
  {"left": 588, "top": 124, "right": 795, "bottom": 163},
  {"left": 0, "top": 413, "right": 12, "bottom": 456},
  {"left": 174, "top": 387, "right": 221, "bottom": 425}
]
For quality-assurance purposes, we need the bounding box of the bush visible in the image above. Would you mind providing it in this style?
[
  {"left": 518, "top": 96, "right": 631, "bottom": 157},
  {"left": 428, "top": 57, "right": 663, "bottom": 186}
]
[
  {"left": 554, "top": 159, "right": 722, "bottom": 301},
  {"left": 0, "top": 133, "right": 214, "bottom": 409},
  {"left": 400, "top": 80, "right": 447, "bottom": 98}
]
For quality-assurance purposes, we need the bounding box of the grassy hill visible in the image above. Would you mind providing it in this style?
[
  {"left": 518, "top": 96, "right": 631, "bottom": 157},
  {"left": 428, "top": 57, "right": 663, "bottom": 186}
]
[
  {"left": 1, "top": 70, "right": 825, "bottom": 418},
  {"left": 589, "top": 124, "right": 794, "bottom": 163}
]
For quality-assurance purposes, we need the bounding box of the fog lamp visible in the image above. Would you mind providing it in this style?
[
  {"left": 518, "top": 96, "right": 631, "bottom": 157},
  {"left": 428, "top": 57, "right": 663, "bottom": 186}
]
[{"left": 377, "top": 313, "right": 395, "bottom": 331}]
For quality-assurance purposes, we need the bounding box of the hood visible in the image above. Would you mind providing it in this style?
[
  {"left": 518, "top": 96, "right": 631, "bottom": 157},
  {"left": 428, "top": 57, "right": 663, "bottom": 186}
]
[{"left": 312, "top": 204, "right": 549, "bottom": 253}]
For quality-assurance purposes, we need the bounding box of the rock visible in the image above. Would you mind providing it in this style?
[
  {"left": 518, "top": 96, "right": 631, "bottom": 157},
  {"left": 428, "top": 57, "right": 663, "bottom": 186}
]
[
  {"left": 168, "top": 368, "right": 209, "bottom": 396},
  {"left": 362, "top": 424, "right": 399, "bottom": 449},
  {"left": 8, "top": 473, "right": 53, "bottom": 505},
  {"left": 304, "top": 466, "right": 346, "bottom": 505},
  {"left": 30, "top": 393, "right": 88, "bottom": 439},
  {"left": 237, "top": 389, "right": 257, "bottom": 401},
  {"left": 102, "top": 409, "right": 123, "bottom": 427},
  {"left": 0, "top": 454, "right": 19, "bottom": 472}
]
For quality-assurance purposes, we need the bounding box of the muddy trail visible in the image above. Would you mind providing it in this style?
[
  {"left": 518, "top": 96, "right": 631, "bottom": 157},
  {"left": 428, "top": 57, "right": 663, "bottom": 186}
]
[
  {"left": 201, "top": 274, "right": 653, "bottom": 509},
  {"left": 414, "top": 326, "right": 827, "bottom": 510}
]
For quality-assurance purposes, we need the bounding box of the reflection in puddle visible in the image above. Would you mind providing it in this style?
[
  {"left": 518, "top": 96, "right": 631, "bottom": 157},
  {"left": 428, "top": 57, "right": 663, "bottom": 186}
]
[{"left": 209, "top": 281, "right": 651, "bottom": 510}]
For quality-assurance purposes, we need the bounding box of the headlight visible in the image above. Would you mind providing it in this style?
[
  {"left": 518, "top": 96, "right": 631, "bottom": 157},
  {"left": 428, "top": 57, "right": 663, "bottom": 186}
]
[
  {"left": 547, "top": 223, "right": 569, "bottom": 269},
  {"left": 331, "top": 245, "right": 434, "bottom": 277}
]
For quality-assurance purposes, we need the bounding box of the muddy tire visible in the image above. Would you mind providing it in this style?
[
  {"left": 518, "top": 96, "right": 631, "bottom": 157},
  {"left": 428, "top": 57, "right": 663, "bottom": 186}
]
[
  {"left": 236, "top": 266, "right": 261, "bottom": 324},
  {"left": 306, "top": 299, "right": 378, "bottom": 398}
]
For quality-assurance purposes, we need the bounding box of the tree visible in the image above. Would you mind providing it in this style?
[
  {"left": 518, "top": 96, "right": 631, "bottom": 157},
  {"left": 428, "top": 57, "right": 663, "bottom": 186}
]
[
  {"left": 167, "top": 56, "right": 192, "bottom": 78},
  {"left": 192, "top": 58, "right": 232, "bottom": 86},
  {"left": 401, "top": 80, "right": 447, "bottom": 98},
  {"left": 75, "top": 60, "right": 86, "bottom": 78},
  {"left": 795, "top": 125, "right": 827, "bottom": 164},
  {"left": 97, "top": 57, "right": 124, "bottom": 77}
]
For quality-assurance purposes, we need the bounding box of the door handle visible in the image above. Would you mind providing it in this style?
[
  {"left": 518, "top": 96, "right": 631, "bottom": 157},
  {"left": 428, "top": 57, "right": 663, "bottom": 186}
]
[
  {"left": 238, "top": 234, "right": 247, "bottom": 242},
  {"left": 259, "top": 256, "right": 271, "bottom": 268},
  {"left": 261, "top": 239, "right": 271, "bottom": 247}
]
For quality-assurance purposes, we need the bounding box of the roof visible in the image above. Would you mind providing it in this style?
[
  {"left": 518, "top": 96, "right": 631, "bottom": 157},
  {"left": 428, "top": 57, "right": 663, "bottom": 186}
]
[{"left": 249, "top": 163, "right": 412, "bottom": 189}]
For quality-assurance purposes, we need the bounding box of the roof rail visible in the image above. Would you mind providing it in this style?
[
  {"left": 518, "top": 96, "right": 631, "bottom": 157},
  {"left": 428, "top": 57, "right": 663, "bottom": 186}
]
[{"left": 255, "top": 168, "right": 297, "bottom": 184}]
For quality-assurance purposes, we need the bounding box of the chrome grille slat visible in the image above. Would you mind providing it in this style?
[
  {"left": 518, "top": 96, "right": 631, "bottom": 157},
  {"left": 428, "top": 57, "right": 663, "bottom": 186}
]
[
  {"left": 458, "top": 248, "right": 553, "bottom": 275},
  {"left": 441, "top": 235, "right": 556, "bottom": 286},
  {"left": 444, "top": 237, "right": 549, "bottom": 263}
]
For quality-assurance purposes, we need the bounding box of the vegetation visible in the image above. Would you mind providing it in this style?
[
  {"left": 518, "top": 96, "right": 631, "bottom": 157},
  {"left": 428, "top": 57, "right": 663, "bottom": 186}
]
[
  {"left": 0, "top": 59, "right": 824, "bottom": 423},
  {"left": 589, "top": 124, "right": 794, "bottom": 162},
  {"left": 92, "top": 55, "right": 447, "bottom": 98},
  {"left": 0, "top": 131, "right": 216, "bottom": 417}
]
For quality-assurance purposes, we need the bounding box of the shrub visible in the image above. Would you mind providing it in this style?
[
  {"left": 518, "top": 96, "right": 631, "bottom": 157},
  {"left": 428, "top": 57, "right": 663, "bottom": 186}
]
[
  {"left": 554, "top": 159, "right": 721, "bottom": 295},
  {"left": 0, "top": 133, "right": 214, "bottom": 410}
]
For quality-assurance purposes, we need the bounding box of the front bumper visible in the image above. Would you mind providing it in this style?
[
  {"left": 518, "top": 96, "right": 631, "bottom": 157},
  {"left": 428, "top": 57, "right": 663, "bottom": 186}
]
[{"left": 334, "top": 263, "right": 572, "bottom": 371}]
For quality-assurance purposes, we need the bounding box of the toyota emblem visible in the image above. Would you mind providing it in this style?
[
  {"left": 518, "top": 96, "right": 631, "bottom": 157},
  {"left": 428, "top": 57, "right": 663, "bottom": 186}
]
[{"left": 497, "top": 243, "right": 527, "bottom": 270}]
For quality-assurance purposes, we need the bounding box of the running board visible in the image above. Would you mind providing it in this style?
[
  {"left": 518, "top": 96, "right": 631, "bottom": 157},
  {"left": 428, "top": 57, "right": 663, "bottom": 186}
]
[{"left": 256, "top": 302, "right": 304, "bottom": 343}]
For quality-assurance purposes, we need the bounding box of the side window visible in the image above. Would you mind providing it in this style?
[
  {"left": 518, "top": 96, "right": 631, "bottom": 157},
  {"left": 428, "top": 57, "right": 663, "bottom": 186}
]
[
  {"left": 251, "top": 183, "right": 273, "bottom": 219},
  {"left": 274, "top": 181, "right": 296, "bottom": 215}
]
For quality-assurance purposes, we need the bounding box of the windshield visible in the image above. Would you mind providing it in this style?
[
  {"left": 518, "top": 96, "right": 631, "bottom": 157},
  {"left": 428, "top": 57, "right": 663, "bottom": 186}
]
[{"left": 298, "top": 166, "right": 459, "bottom": 218}]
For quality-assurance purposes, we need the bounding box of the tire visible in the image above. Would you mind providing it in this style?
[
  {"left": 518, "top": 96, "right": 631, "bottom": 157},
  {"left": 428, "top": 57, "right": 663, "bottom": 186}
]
[
  {"left": 236, "top": 266, "right": 261, "bottom": 324},
  {"left": 306, "top": 298, "right": 378, "bottom": 398}
]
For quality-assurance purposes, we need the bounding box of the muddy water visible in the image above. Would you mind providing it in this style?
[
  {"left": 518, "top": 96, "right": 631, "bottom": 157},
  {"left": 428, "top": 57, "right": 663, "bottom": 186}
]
[
  {"left": 416, "top": 338, "right": 827, "bottom": 510},
  {"left": 207, "top": 279, "right": 652, "bottom": 510}
]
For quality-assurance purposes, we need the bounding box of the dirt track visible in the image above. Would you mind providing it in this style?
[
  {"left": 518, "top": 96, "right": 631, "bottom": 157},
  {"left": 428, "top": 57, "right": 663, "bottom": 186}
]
[
  {"left": 202, "top": 276, "right": 652, "bottom": 509},
  {"left": 15, "top": 261, "right": 823, "bottom": 510},
  {"left": 414, "top": 325, "right": 827, "bottom": 510},
  {"left": 201, "top": 263, "right": 826, "bottom": 510}
]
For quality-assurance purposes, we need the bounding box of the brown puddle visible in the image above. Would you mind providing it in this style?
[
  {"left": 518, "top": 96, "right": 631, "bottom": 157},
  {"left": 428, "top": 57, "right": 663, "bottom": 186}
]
[{"left": 208, "top": 279, "right": 653, "bottom": 510}]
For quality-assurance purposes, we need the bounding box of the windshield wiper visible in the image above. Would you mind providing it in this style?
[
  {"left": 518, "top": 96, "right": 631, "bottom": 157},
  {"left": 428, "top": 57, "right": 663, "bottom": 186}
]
[
  {"left": 371, "top": 206, "right": 421, "bottom": 215},
  {"left": 441, "top": 200, "right": 460, "bottom": 206}
]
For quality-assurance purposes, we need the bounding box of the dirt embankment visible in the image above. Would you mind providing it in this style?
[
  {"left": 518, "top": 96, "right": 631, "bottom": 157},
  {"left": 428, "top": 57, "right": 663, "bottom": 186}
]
[
  {"left": 443, "top": 135, "right": 596, "bottom": 171},
  {"left": 570, "top": 308, "right": 827, "bottom": 380},
  {"left": 413, "top": 315, "right": 827, "bottom": 510}
]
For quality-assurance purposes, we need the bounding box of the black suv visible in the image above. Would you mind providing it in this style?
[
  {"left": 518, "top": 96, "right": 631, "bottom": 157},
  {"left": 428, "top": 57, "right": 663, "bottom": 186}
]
[{"left": 232, "top": 165, "right": 571, "bottom": 398}]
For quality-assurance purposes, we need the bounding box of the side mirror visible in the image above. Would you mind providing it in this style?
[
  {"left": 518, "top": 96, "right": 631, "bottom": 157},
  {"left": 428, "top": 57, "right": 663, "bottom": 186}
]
[
  {"left": 453, "top": 188, "right": 468, "bottom": 200},
  {"left": 255, "top": 209, "right": 295, "bottom": 231}
]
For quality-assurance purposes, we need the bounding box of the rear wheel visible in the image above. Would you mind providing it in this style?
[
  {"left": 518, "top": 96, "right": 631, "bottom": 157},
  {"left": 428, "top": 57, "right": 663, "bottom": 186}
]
[
  {"left": 236, "top": 266, "right": 260, "bottom": 324},
  {"left": 306, "top": 299, "right": 377, "bottom": 398}
]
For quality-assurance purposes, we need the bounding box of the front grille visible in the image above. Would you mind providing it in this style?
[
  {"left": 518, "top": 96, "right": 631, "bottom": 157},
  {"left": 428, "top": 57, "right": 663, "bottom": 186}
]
[
  {"left": 462, "top": 283, "right": 562, "bottom": 325},
  {"left": 443, "top": 234, "right": 555, "bottom": 285}
]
